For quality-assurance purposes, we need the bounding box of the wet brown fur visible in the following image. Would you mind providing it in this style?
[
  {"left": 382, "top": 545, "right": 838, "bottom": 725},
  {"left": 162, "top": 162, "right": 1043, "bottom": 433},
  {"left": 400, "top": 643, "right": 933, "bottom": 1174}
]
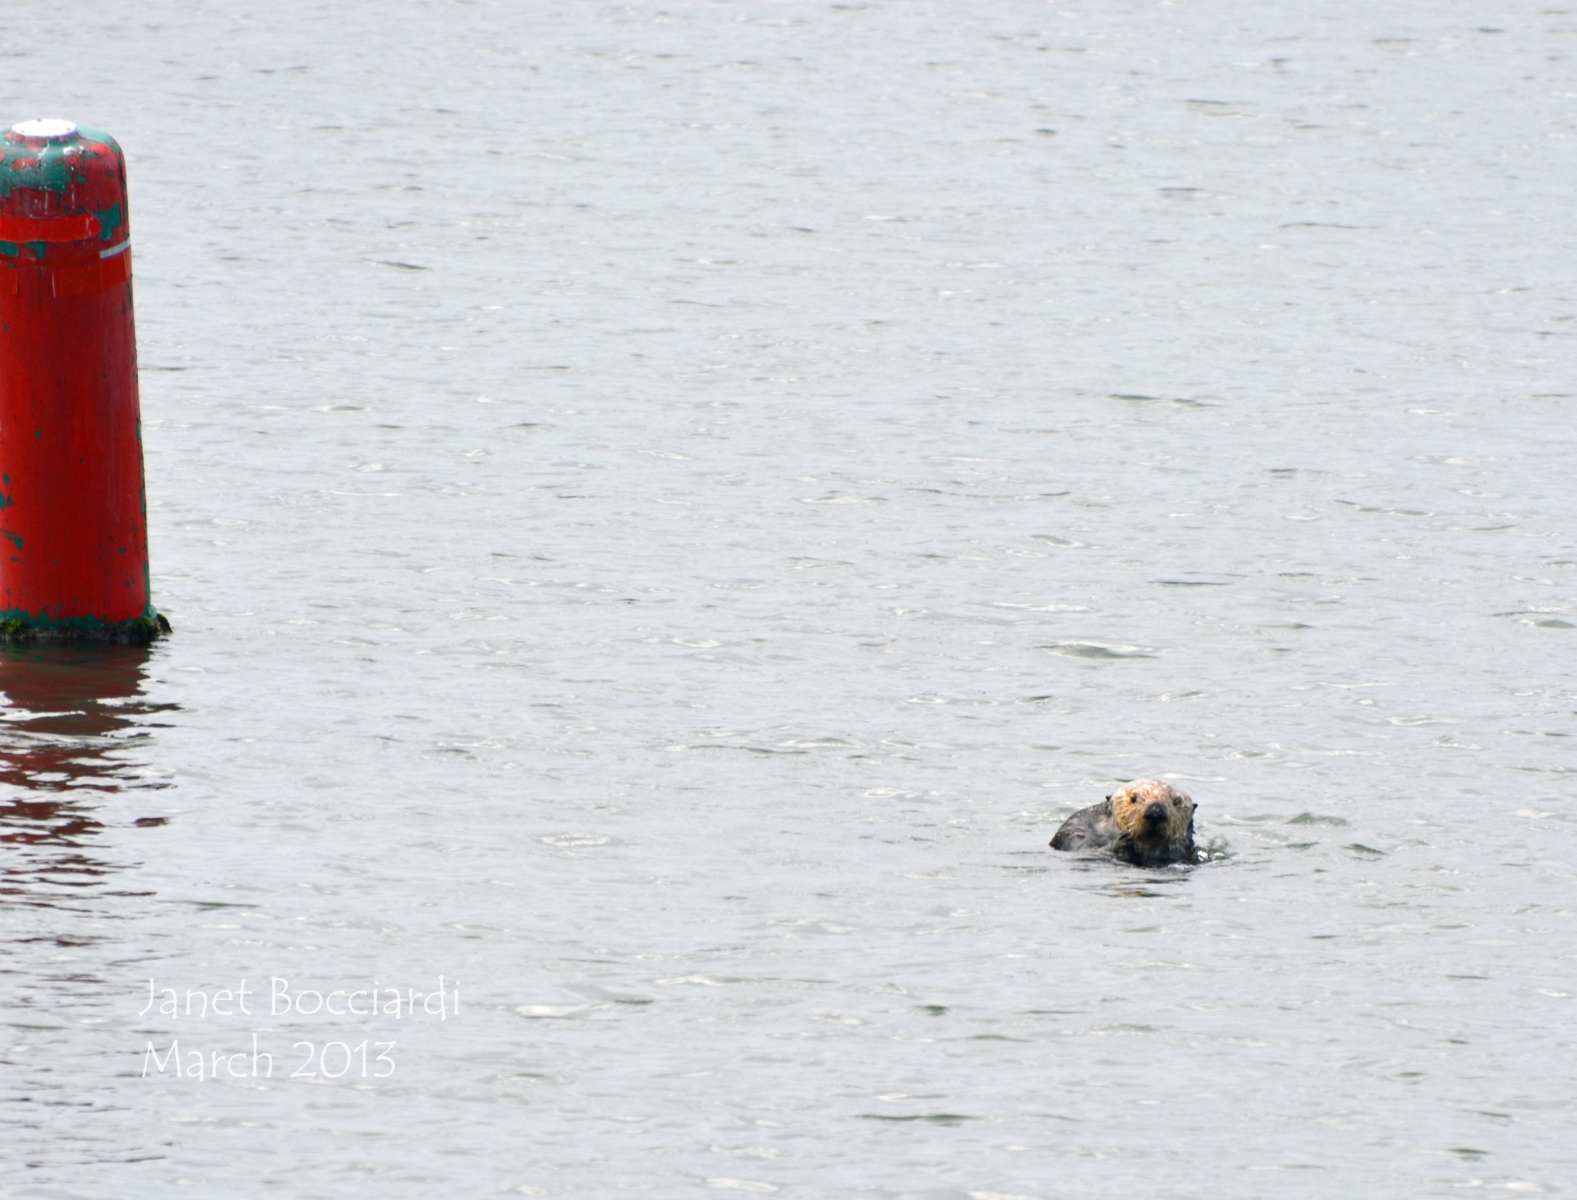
[{"left": 1050, "top": 779, "right": 1197, "bottom": 866}]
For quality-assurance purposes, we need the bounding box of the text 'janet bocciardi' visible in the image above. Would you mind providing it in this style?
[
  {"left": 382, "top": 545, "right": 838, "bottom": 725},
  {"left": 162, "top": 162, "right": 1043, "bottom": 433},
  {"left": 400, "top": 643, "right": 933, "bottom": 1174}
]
[{"left": 137, "top": 977, "right": 459, "bottom": 1083}]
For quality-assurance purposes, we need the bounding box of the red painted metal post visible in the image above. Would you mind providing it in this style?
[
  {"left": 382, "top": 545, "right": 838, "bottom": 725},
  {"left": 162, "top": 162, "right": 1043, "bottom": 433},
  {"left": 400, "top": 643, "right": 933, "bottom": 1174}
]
[{"left": 0, "top": 119, "right": 165, "bottom": 642}]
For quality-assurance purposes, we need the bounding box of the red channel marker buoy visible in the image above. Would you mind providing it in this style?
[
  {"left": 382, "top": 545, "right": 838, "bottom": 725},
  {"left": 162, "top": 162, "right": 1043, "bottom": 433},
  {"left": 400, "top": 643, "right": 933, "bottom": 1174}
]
[{"left": 0, "top": 118, "right": 166, "bottom": 642}]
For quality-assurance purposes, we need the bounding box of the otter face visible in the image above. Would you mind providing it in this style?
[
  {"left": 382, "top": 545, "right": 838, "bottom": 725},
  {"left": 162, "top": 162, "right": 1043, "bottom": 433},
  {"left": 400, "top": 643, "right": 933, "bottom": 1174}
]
[{"left": 1110, "top": 779, "right": 1195, "bottom": 845}]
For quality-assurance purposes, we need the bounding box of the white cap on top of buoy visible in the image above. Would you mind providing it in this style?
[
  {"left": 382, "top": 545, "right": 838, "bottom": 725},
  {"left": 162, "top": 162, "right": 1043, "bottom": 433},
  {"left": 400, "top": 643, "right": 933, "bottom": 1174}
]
[{"left": 10, "top": 119, "right": 77, "bottom": 140}]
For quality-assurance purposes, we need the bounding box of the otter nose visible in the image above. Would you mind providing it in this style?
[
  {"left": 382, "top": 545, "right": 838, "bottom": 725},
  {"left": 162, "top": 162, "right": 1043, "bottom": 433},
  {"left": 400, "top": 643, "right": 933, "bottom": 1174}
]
[{"left": 1143, "top": 801, "right": 1169, "bottom": 828}]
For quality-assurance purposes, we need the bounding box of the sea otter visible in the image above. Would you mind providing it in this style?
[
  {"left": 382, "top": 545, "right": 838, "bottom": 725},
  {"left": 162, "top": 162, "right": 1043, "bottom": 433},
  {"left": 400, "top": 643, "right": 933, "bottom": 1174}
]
[{"left": 1050, "top": 779, "right": 1197, "bottom": 866}]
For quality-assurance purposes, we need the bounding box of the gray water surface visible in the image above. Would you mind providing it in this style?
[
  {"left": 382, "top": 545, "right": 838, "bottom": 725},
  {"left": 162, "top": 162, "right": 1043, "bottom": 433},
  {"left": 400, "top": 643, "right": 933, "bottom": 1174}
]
[{"left": 2, "top": 3, "right": 1575, "bottom": 1196}]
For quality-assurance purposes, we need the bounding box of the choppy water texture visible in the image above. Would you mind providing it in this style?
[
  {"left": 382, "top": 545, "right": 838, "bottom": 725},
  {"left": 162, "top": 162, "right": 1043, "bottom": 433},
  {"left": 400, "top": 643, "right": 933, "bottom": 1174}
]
[{"left": 2, "top": 2, "right": 1575, "bottom": 1196}]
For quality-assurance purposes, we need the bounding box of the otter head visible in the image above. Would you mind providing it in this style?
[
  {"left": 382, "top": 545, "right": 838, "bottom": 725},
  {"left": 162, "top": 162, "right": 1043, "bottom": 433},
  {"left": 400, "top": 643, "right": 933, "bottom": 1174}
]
[{"left": 1109, "top": 779, "right": 1194, "bottom": 847}]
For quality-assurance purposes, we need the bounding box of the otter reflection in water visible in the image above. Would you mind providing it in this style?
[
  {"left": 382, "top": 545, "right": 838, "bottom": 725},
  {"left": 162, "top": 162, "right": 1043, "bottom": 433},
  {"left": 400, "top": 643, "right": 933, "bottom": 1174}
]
[
  {"left": 0, "top": 644, "right": 175, "bottom": 907},
  {"left": 1050, "top": 779, "right": 1198, "bottom": 867}
]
